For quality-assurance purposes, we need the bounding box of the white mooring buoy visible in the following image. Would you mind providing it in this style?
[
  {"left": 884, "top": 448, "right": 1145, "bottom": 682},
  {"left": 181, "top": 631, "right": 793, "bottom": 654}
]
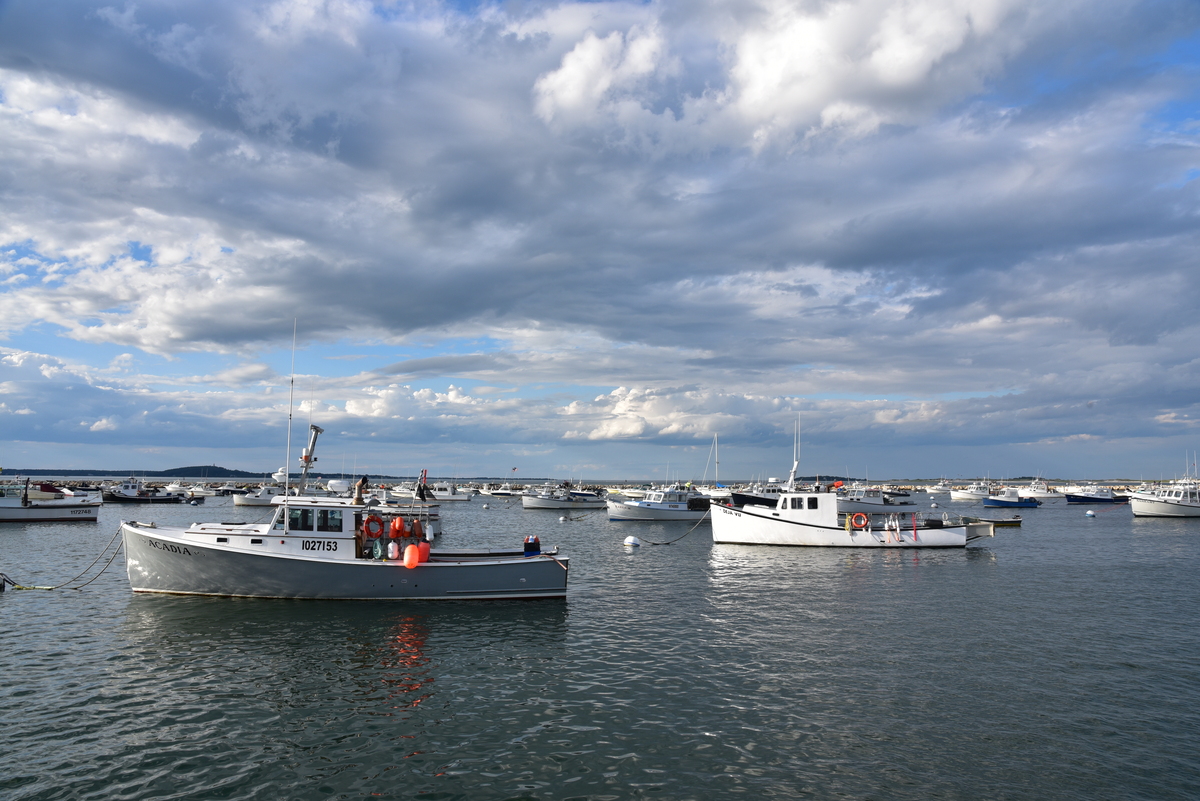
[
  {"left": 930, "top": 502, "right": 938, "bottom": 508},
  {"left": 1085, "top": 510, "right": 1096, "bottom": 517},
  {"left": 623, "top": 535, "right": 642, "bottom": 547},
  {"left": 482, "top": 503, "right": 489, "bottom": 509}
]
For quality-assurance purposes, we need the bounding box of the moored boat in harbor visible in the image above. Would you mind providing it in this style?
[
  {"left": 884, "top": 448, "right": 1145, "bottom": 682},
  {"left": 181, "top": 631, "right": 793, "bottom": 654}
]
[
  {"left": 1063, "top": 484, "right": 1125, "bottom": 504},
  {"left": 983, "top": 487, "right": 1042, "bottom": 508},
  {"left": 0, "top": 480, "right": 102, "bottom": 522},
  {"left": 711, "top": 489, "right": 993, "bottom": 547},
  {"left": 1129, "top": 481, "right": 1200, "bottom": 517},
  {"left": 949, "top": 482, "right": 994, "bottom": 501},
  {"left": 103, "top": 476, "right": 184, "bottom": 504},
  {"left": 836, "top": 485, "right": 918, "bottom": 514},
  {"left": 607, "top": 483, "right": 710, "bottom": 521},
  {"left": 120, "top": 494, "right": 567, "bottom": 599}
]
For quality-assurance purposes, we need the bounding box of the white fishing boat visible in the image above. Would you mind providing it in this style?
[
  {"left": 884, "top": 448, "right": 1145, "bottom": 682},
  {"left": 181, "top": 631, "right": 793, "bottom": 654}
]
[
  {"left": 522, "top": 483, "right": 607, "bottom": 510},
  {"left": 393, "top": 481, "right": 473, "bottom": 502},
  {"left": 103, "top": 476, "right": 184, "bottom": 504},
  {"left": 711, "top": 490, "right": 994, "bottom": 548},
  {"left": 925, "top": 479, "right": 954, "bottom": 494},
  {"left": 233, "top": 483, "right": 292, "bottom": 507},
  {"left": 730, "top": 480, "right": 788, "bottom": 507},
  {"left": 983, "top": 487, "right": 1042, "bottom": 508},
  {"left": 1017, "top": 479, "right": 1062, "bottom": 499},
  {"left": 0, "top": 481, "right": 102, "bottom": 522},
  {"left": 836, "top": 486, "right": 918, "bottom": 514},
  {"left": 120, "top": 495, "right": 567, "bottom": 599},
  {"left": 481, "top": 482, "right": 520, "bottom": 497},
  {"left": 1129, "top": 481, "right": 1200, "bottom": 517},
  {"left": 607, "top": 484, "right": 711, "bottom": 521},
  {"left": 949, "top": 482, "right": 993, "bottom": 501}
]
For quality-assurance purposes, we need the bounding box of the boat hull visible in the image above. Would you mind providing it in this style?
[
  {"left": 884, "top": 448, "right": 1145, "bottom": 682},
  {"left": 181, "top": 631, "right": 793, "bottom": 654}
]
[
  {"left": 606, "top": 501, "right": 709, "bottom": 522},
  {"left": 0, "top": 501, "right": 101, "bottom": 522},
  {"left": 121, "top": 524, "right": 568, "bottom": 600},
  {"left": 982, "top": 498, "right": 1040, "bottom": 508},
  {"left": 1129, "top": 496, "right": 1200, "bottom": 517},
  {"left": 104, "top": 492, "right": 183, "bottom": 504},
  {"left": 523, "top": 495, "right": 607, "bottom": 510},
  {"left": 1063, "top": 493, "right": 1124, "bottom": 504},
  {"left": 710, "top": 503, "right": 992, "bottom": 548}
]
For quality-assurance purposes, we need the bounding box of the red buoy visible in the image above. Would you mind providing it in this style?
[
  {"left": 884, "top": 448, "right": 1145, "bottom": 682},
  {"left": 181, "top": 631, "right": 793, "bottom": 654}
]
[{"left": 403, "top": 544, "right": 420, "bottom": 569}]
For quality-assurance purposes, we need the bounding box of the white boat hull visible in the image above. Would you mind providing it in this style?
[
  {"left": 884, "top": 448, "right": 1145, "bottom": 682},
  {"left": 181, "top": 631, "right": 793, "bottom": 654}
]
[
  {"left": 523, "top": 495, "right": 607, "bottom": 510},
  {"left": 121, "top": 523, "right": 567, "bottom": 599},
  {"left": 1129, "top": 495, "right": 1200, "bottom": 517},
  {"left": 711, "top": 503, "right": 993, "bottom": 548},
  {"left": 606, "top": 500, "right": 709, "bottom": 521},
  {"left": 0, "top": 499, "right": 101, "bottom": 522}
]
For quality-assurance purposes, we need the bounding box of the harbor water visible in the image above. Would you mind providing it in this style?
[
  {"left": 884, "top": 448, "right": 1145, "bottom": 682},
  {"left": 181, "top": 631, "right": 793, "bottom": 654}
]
[{"left": 2, "top": 495, "right": 1198, "bottom": 799}]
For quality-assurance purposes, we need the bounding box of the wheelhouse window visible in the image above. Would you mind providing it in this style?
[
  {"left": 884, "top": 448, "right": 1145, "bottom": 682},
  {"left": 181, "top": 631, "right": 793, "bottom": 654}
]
[
  {"left": 288, "top": 508, "right": 315, "bottom": 532},
  {"left": 316, "top": 509, "right": 342, "bottom": 533},
  {"left": 808, "top": 497, "right": 819, "bottom": 509}
]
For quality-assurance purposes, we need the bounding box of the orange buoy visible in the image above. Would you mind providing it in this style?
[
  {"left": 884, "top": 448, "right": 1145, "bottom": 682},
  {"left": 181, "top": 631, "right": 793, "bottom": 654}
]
[
  {"left": 363, "top": 514, "right": 385, "bottom": 538},
  {"left": 418, "top": 541, "right": 430, "bottom": 563},
  {"left": 403, "top": 543, "right": 420, "bottom": 569},
  {"left": 850, "top": 512, "right": 869, "bottom": 529},
  {"left": 411, "top": 519, "right": 424, "bottom": 540},
  {"left": 389, "top": 516, "right": 406, "bottom": 538}
]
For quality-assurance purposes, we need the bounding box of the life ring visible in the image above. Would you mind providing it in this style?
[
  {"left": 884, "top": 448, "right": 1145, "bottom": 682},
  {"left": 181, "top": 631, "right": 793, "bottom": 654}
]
[
  {"left": 850, "top": 513, "right": 869, "bottom": 529},
  {"left": 363, "top": 514, "right": 384, "bottom": 538}
]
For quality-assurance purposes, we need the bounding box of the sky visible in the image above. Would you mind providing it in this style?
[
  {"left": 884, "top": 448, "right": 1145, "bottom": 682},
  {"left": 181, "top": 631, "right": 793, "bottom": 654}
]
[{"left": 0, "top": 0, "right": 1198, "bottom": 482}]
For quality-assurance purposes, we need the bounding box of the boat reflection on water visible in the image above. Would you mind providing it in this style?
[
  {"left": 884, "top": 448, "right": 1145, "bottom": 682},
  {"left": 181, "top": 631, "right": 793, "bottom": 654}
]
[{"left": 119, "top": 598, "right": 568, "bottom": 714}]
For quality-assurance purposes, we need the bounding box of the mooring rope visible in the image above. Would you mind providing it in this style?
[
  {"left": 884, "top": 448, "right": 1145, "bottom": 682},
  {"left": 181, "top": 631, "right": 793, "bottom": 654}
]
[
  {"left": 638, "top": 509, "right": 711, "bottom": 546},
  {"left": 4, "top": 525, "right": 125, "bottom": 591}
]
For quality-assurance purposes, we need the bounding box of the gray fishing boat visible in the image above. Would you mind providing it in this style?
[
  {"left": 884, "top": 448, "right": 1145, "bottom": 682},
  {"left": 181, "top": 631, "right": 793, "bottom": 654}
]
[{"left": 121, "top": 495, "right": 568, "bottom": 600}]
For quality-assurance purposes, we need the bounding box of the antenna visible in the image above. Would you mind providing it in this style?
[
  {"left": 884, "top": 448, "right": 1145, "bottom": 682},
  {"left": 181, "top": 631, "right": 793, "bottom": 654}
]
[{"left": 284, "top": 319, "right": 297, "bottom": 500}]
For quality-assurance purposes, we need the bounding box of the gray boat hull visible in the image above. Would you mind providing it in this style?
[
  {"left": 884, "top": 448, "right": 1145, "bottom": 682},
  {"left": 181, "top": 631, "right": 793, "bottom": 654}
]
[{"left": 122, "top": 524, "right": 568, "bottom": 600}]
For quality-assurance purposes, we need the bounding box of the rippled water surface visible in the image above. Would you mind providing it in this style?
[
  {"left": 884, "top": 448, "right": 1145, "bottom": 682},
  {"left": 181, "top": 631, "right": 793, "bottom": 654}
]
[{"left": 2, "top": 496, "right": 1199, "bottom": 799}]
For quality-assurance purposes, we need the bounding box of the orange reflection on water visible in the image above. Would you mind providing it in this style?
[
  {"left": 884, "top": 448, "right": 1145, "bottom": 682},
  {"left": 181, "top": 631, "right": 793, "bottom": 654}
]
[{"left": 380, "top": 615, "right": 433, "bottom": 710}]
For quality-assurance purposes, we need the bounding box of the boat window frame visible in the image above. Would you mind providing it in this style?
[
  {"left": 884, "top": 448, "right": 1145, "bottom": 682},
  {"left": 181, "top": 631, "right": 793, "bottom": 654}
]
[
  {"left": 288, "top": 507, "right": 315, "bottom": 532},
  {"left": 316, "top": 508, "right": 343, "bottom": 533}
]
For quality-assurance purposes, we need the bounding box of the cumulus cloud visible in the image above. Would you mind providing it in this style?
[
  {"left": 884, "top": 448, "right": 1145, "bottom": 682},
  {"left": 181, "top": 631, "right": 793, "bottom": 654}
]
[{"left": 0, "top": 0, "right": 1197, "bottom": 476}]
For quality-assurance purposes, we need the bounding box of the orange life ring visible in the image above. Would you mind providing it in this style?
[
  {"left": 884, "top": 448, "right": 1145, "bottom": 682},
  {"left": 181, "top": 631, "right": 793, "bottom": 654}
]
[
  {"left": 363, "top": 514, "right": 385, "bottom": 538},
  {"left": 850, "top": 513, "right": 869, "bottom": 529}
]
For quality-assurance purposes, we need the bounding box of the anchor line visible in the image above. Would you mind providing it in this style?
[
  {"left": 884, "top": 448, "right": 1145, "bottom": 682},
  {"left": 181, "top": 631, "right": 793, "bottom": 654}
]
[
  {"left": 642, "top": 509, "right": 710, "bottom": 546},
  {"left": 5, "top": 525, "right": 125, "bottom": 591}
]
